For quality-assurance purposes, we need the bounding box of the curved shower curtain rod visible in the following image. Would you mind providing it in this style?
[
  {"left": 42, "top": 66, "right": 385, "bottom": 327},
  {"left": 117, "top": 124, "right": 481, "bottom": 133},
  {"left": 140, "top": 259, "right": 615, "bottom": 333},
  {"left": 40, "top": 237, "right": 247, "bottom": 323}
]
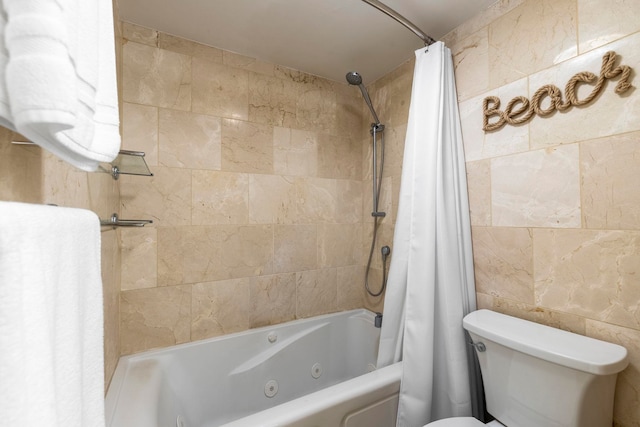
[{"left": 361, "top": 0, "right": 436, "bottom": 46}]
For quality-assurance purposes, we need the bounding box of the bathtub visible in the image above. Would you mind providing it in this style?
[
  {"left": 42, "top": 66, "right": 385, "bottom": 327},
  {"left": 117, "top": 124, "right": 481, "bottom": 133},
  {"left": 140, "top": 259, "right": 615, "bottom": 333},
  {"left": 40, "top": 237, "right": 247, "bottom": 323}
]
[{"left": 105, "top": 309, "right": 402, "bottom": 427}]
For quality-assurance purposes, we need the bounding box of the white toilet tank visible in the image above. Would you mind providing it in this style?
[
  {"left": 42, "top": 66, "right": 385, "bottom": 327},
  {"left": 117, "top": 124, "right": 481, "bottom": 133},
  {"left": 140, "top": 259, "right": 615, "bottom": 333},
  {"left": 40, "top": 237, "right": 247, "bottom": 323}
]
[{"left": 464, "top": 310, "right": 628, "bottom": 427}]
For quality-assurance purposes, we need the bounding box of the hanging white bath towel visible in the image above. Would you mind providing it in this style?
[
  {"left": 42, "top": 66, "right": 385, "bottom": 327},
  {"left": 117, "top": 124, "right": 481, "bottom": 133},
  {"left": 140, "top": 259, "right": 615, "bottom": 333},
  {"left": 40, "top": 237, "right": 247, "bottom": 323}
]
[
  {"left": 376, "top": 42, "right": 477, "bottom": 426},
  {"left": 0, "top": 0, "right": 120, "bottom": 171},
  {"left": 0, "top": 202, "right": 105, "bottom": 427}
]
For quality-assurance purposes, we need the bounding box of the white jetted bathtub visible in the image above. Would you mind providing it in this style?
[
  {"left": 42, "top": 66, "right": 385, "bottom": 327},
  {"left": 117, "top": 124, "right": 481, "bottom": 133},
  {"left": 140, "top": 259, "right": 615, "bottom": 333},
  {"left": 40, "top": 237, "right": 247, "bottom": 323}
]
[{"left": 105, "top": 309, "right": 401, "bottom": 427}]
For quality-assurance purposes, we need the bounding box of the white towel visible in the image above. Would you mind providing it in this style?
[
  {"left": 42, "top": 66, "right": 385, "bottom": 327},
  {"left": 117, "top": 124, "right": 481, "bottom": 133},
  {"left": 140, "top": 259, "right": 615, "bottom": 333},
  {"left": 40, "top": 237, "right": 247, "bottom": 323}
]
[
  {"left": 0, "top": 202, "right": 105, "bottom": 427},
  {"left": 0, "top": 0, "right": 120, "bottom": 171}
]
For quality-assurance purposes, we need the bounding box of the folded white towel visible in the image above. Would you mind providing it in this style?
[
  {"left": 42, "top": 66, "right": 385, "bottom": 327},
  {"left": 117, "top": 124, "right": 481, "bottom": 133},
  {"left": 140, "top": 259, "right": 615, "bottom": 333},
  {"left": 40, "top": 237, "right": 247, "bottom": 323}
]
[
  {"left": 0, "top": 0, "right": 120, "bottom": 171},
  {"left": 0, "top": 7, "right": 14, "bottom": 130},
  {"left": 0, "top": 201, "right": 105, "bottom": 427}
]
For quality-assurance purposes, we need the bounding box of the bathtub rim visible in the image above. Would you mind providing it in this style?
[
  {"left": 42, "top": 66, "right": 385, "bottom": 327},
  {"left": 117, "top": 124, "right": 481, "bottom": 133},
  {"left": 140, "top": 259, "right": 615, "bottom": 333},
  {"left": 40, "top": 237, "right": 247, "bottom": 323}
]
[{"left": 218, "top": 361, "right": 402, "bottom": 427}]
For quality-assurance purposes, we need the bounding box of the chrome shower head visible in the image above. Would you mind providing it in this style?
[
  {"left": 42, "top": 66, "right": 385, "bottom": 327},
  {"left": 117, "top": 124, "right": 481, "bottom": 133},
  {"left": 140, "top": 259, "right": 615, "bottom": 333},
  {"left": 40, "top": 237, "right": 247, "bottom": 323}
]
[
  {"left": 346, "top": 71, "right": 363, "bottom": 86},
  {"left": 345, "top": 71, "right": 381, "bottom": 126}
]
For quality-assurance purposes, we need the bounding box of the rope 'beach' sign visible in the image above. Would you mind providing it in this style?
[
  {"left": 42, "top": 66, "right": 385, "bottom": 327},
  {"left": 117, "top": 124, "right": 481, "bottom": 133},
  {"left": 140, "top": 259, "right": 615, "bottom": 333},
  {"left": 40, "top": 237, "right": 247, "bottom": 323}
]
[{"left": 483, "top": 51, "right": 633, "bottom": 132}]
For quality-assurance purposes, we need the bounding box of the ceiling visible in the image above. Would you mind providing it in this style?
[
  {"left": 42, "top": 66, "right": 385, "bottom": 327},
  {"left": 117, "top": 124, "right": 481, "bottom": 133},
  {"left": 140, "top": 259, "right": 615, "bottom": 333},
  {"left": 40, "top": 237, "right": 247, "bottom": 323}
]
[{"left": 118, "top": 0, "right": 497, "bottom": 84}]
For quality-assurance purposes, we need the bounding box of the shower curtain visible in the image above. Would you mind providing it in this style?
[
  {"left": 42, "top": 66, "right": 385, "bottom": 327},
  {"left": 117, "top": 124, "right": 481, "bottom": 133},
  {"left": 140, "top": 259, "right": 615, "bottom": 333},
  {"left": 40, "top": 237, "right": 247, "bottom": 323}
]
[{"left": 376, "top": 42, "right": 479, "bottom": 426}]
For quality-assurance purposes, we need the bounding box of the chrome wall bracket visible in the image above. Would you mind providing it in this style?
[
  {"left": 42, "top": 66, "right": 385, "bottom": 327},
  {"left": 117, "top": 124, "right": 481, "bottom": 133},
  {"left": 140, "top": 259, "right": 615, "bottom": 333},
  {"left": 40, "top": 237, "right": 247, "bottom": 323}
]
[{"left": 100, "top": 213, "right": 153, "bottom": 229}]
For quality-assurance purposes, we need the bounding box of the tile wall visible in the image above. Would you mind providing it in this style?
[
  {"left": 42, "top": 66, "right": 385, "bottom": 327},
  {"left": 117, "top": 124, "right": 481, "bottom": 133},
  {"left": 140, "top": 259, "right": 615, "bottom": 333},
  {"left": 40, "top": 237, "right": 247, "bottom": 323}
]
[
  {"left": 0, "top": 1, "right": 636, "bottom": 420},
  {"left": 439, "top": 0, "right": 640, "bottom": 424},
  {"left": 118, "top": 23, "right": 369, "bottom": 354}
]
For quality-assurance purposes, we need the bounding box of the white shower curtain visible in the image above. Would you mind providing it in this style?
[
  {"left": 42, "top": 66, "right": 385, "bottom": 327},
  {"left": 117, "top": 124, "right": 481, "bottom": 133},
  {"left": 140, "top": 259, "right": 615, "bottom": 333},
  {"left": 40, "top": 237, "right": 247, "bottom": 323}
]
[{"left": 376, "top": 42, "right": 477, "bottom": 427}]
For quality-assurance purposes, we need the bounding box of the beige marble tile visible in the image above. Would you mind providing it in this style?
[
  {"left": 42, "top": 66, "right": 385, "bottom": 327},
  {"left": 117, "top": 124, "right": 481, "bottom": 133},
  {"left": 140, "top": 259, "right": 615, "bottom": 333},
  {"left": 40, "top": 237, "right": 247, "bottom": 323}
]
[
  {"left": 466, "top": 160, "right": 491, "bottom": 226},
  {"left": 490, "top": 297, "right": 587, "bottom": 334},
  {"left": 123, "top": 42, "right": 191, "bottom": 110},
  {"left": 216, "top": 225, "right": 274, "bottom": 280},
  {"left": 122, "top": 102, "right": 158, "bottom": 166},
  {"left": 294, "top": 72, "right": 335, "bottom": 89},
  {"left": 295, "top": 177, "right": 336, "bottom": 223},
  {"left": 0, "top": 133, "right": 42, "bottom": 203},
  {"left": 335, "top": 86, "right": 363, "bottom": 140},
  {"left": 224, "top": 51, "right": 275, "bottom": 76},
  {"left": 122, "top": 22, "right": 157, "bottom": 47},
  {"left": 318, "top": 223, "right": 361, "bottom": 268},
  {"left": 529, "top": 33, "right": 640, "bottom": 148},
  {"left": 317, "top": 133, "right": 361, "bottom": 180},
  {"left": 441, "top": 0, "right": 526, "bottom": 48},
  {"left": 120, "top": 227, "right": 157, "bottom": 291},
  {"left": 88, "top": 172, "right": 120, "bottom": 224},
  {"left": 362, "top": 222, "right": 394, "bottom": 271},
  {"left": 101, "top": 228, "right": 120, "bottom": 388},
  {"left": 120, "top": 166, "right": 192, "bottom": 226},
  {"left": 337, "top": 265, "right": 365, "bottom": 311},
  {"left": 363, "top": 267, "right": 385, "bottom": 313},
  {"left": 192, "top": 57, "right": 249, "bottom": 120},
  {"left": 459, "top": 78, "right": 529, "bottom": 162},
  {"left": 191, "top": 278, "right": 250, "bottom": 340},
  {"left": 450, "top": 27, "right": 489, "bottom": 102},
  {"left": 39, "top": 150, "right": 114, "bottom": 215},
  {"left": 249, "top": 273, "right": 297, "bottom": 328},
  {"left": 389, "top": 60, "right": 416, "bottom": 127},
  {"left": 248, "top": 73, "right": 298, "bottom": 127},
  {"left": 221, "top": 119, "right": 273, "bottom": 174},
  {"left": 274, "top": 224, "right": 317, "bottom": 273},
  {"left": 370, "top": 59, "right": 414, "bottom": 128},
  {"left": 578, "top": 0, "right": 640, "bottom": 53},
  {"left": 360, "top": 133, "right": 378, "bottom": 182},
  {"left": 378, "top": 124, "right": 406, "bottom": 180},
  {"left": 472, "top": 227, "right": 534, "bottom": 303},
  {"left": 192, "top": 170, "right": 249, "bottom": 225},
  {"left": 272, "top": 127, "right": 318, "bottom": 176},
  {"left": 335, "top": 179, "right": 363, "bottom": 224},
  {"left": 248, "top": 174, "right": 297, "bottom": 224},
  {"left": 296, "top": 268, "right": 337, "bottom": 318},
  {"left": 274, "top": 65, "right": 312, "bottom": 83},
  {"left": 40, "top": 153, "right": 91, "bottom": 208},
  {"left": 120, "top": 285, "right": 191, "bottom": 354},
  {"left": 90, "top": 170, "right": 118, "bottom": 213},
  {"left": 296, "top": 82, "right": 337, "bottom": 134},
  {"left": 159, "top": 109, "right": 221, "bottom": 170},
  {"left": 581, "top": 131, "right": 640, "bottom": 230},
  {"left": 159, "top": 224, "right": 273, "bottom": 285},
  {"left": 586, "top": 319, "right": 640, "bottom": 426},
  {"left": 491, "top": 144, "right": 581, "bottom": 227},
  {"left": 157, "top": 226, "right": 219, "bottom": 286},
  {"left": 475, "top": 292, "right": 494, "bottom": 310},
  {"left": 390, "top": 176, "right": 401, "bottom": 225},
  {"left": 361, "top": 135, "right": 371, "bottom": 184},
  {"left": 158, "top": 32, "right": 223, "bottom": 61},
  {"left": 488, "top": 0, "right": 578, "bottom": 88},
  {"left": 534, "top": 228, "right": 640, "bottom": 330}
]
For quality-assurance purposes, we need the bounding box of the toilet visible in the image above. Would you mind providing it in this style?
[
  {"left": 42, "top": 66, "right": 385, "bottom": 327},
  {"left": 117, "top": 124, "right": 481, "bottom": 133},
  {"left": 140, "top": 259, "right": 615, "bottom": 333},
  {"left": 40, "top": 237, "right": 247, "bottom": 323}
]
[{"left": 426, "top": 309, "right": 629, "bottom": 427}]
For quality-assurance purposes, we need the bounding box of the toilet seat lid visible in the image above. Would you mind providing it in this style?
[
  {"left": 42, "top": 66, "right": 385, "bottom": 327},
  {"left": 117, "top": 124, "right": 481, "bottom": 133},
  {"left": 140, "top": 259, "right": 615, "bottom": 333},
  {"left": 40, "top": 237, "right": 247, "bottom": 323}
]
[{"left": 425, "top": 417, "right": 486, "bottom": 427}]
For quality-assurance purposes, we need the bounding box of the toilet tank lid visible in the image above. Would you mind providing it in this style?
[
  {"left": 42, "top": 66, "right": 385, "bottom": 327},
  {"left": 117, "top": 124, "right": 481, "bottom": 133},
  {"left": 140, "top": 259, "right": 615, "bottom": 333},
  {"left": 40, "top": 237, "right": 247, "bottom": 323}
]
[{"left": 463, "top": 310, "right": 629, "bottom": 375}]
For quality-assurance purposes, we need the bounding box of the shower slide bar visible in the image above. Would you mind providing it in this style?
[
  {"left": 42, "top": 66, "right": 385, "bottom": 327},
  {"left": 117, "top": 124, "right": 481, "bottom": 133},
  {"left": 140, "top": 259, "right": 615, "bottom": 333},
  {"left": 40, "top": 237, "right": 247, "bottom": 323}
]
[{"left": 361, "top": 0, "right": 436, "bottom": 46}]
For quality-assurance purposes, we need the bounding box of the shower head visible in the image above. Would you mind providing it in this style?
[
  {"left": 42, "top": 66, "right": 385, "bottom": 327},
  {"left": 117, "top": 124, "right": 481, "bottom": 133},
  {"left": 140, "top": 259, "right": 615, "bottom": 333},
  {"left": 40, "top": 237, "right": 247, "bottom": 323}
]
[
  {"left": 346, "top": 71, "right": 363, "bottom": 86},
  {"left": 345, "top": 71, "right": 381, "bottom": 126}
]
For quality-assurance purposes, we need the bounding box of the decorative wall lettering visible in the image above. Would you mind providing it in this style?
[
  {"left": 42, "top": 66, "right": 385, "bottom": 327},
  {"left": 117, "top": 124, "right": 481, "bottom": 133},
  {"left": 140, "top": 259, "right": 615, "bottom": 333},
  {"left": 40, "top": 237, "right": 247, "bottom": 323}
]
[{"left": 483, "top": 51, "right": 633, "bottom": 132}]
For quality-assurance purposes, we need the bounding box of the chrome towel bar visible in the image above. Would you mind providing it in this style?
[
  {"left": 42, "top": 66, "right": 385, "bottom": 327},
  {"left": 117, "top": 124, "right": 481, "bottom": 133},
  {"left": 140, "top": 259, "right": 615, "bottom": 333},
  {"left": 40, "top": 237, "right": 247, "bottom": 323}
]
[{"left": 100, "top": 213, "right": 152, "bottom": 228}]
